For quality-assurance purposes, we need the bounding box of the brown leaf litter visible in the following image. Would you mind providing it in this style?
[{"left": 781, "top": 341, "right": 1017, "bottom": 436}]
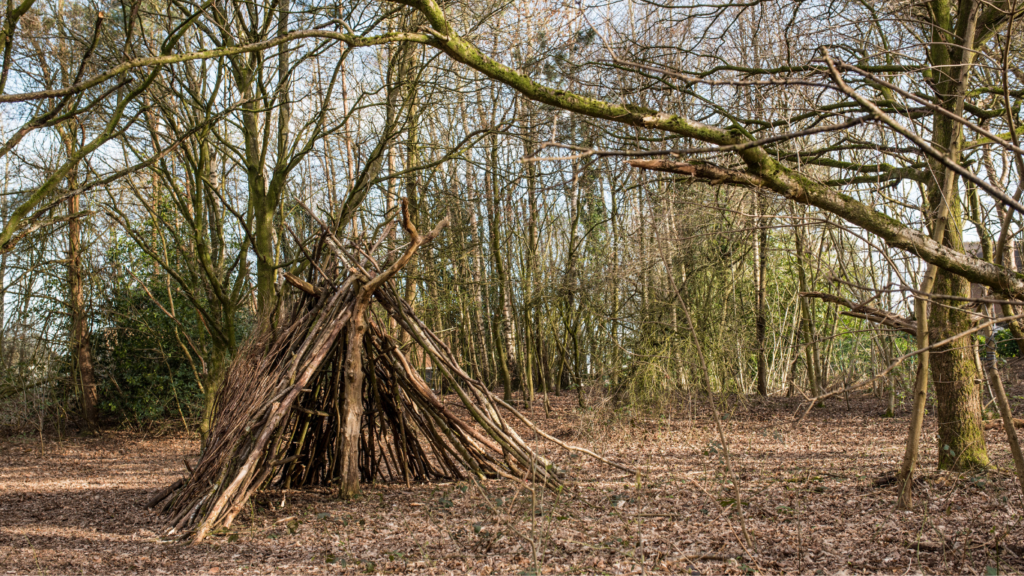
[{"left": 2, "top": 390, "right": 1023, "bottom": 575}]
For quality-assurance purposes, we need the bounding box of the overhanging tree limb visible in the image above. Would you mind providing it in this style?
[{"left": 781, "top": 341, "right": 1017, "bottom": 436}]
[
  {"left": 375, "top": 0, "right": 1024, "bottom": 300},
  {"left": 800, "top": 291, "right": 917, "bottom": 336}
]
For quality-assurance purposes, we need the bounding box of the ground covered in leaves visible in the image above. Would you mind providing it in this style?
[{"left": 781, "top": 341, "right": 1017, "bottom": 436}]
[{"left": 3, "top": 389, "right": 1024, "bottom": 575}]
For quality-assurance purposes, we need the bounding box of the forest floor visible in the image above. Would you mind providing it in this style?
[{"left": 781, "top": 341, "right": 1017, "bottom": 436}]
[{"left": 3, "top": 385, "right": 1024, "bottom": 575}]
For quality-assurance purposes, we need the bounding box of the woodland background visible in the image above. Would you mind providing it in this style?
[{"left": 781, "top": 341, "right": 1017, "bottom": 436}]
[
  {"left": 0, "top": 0, "right": 945, "bottom": 437},
  {"left": 4, "top": 0, "right": 1024, "bottom": 571}
]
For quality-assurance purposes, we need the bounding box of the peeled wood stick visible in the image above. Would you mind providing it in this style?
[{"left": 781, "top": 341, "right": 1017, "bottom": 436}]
[
  {"left": 405, "top": 402, "right": 463, "bottom": 478},
  {"left": 222, "top": 451, "right": 281, "bottom": 530},
  {"left": 385, "top": 305, "right": 552, "bottom": 474},
  {"left": 458, "top": 371, "right": 558, "bottom": 473},
  {"left": 426, "top": 406, "right": 486, "bottom": 479},
  {"left": 283, "top": 271, "right": 318, "bottom": 295},
  {"left": 431, "top": 355, "right": 557, "bottom": 484},
  {"left": 383, "top": 293, "right": 512, "bottom": 431},
  {"left": 403, "top": 411, "right": 449, "bottom": 478}
]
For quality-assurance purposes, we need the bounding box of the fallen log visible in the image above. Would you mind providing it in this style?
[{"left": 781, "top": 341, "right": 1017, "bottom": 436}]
[{"left": 983, "top": 418, "right": 1024, "bottom": 430}]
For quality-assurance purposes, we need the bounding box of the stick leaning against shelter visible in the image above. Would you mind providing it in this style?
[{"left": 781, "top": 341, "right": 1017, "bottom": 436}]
[{"left": 149, "top": 199, "right": 629, "bottom": 541}]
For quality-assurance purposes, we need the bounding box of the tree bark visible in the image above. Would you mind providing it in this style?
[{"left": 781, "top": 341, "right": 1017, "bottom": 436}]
[
  {"left": 755, "top": 191, "right": 768, "bottom": 396},
  {"left": 982, "top": 302, "right": 1024, "bottom": 495},
  {"left": 60, "top": 122, "right": 98, "bottom": 433},
  {"left": 795, "top": 223, "right": 821, "bottom": 396},
  {"left": 930, "top": 266, "right": 989, "bottom": 469},
  {"left": 338, "top": 199, "right": 449, "bottom": 497},
  {"left": 68, "top": 190, "right": 98, "bottom": 432},
  {"left": 338, "top": 303, "right": 368, "bottom": 498},
  {"left": 199, "top": 343, "right": 229, "bottom": 449},
  {"left": 924, "top": 0, "right": 989, "bottom": 470},
  {"left": 486, "top": 134, "right": 517, "bottom": 401}
]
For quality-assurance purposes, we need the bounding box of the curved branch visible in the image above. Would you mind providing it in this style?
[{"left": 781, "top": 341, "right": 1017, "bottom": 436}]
[{"left": 800, "top": 291, "right": 917, "bottom": 336}]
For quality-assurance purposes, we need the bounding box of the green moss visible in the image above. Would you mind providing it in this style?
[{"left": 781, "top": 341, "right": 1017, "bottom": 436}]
[
  {"left": 622, "top": 102, "right": 656, "bottom": 115},
  {"left": 938, "top": 438, "right": 990, "bottom": 470}
]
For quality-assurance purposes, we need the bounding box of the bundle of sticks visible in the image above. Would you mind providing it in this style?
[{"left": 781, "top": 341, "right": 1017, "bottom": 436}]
[{"left": 151, "top": 202, "right": 569, "bottom": 541}]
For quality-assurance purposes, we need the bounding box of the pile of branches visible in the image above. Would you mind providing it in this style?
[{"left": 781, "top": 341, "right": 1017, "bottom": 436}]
[{"left": 150, "top": 203, "right": 578, "bottom": 541}]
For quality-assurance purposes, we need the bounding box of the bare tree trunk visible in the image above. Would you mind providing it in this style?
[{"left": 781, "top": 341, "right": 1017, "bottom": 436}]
[
  {"left": 930, "top": 269, "right": 988, "bottom": 469},
  {"left": 402, "top": 84, "right": 420, "bottom": 309},
  {"left": 795, "top": 223, "right": 820, "bottom": 396},
  {"left": 59, "top": 122, "right": 98, "bottom": 433},
  {"left": 485, "top": 134, "right": 517, "bottom": 401},
  {"left": 755, "top": 191, "right": 768, "bottom": 396},
  {"left": 900, "top": 116, "right": 956, "bottom": 506},
  {"left": 199, "top": 343, "right": 229, "bottom": 449},
  {"left": 924, "top": 12, "right": 989, "bottom": 468},
  {"left": 68, "top": 189, "right": 98, "bottom": 432},
  {"left": 523, "top": 127, "right": 540, "bottom": 409},
  {"left": 982, "top": 301, "right": 1024, "bottom": 495}
]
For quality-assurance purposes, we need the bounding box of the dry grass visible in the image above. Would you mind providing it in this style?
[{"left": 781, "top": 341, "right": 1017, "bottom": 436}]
[{"left": 2, "top": 390, "right": 1024, "bottom": 575}]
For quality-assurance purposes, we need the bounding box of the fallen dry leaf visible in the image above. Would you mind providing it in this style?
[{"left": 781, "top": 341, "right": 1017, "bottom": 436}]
[{"left": 2, "top": 392, "right": 1023, "bottom": 574}]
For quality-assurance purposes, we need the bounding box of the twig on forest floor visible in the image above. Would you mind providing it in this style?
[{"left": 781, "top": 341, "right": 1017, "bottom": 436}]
[{"left": 491, "top": 395, "right": 635, "bottom": 474}]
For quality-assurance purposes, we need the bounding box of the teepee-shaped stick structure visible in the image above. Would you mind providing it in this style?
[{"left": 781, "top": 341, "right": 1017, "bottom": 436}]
[{"left": 151, "top": 201, "right": 577, "bottom": 541}]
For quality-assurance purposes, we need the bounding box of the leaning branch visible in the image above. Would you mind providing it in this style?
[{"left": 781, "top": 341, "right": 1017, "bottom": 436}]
[{"left": 800, "top": 291, "right": 917, "bottom": 336}]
